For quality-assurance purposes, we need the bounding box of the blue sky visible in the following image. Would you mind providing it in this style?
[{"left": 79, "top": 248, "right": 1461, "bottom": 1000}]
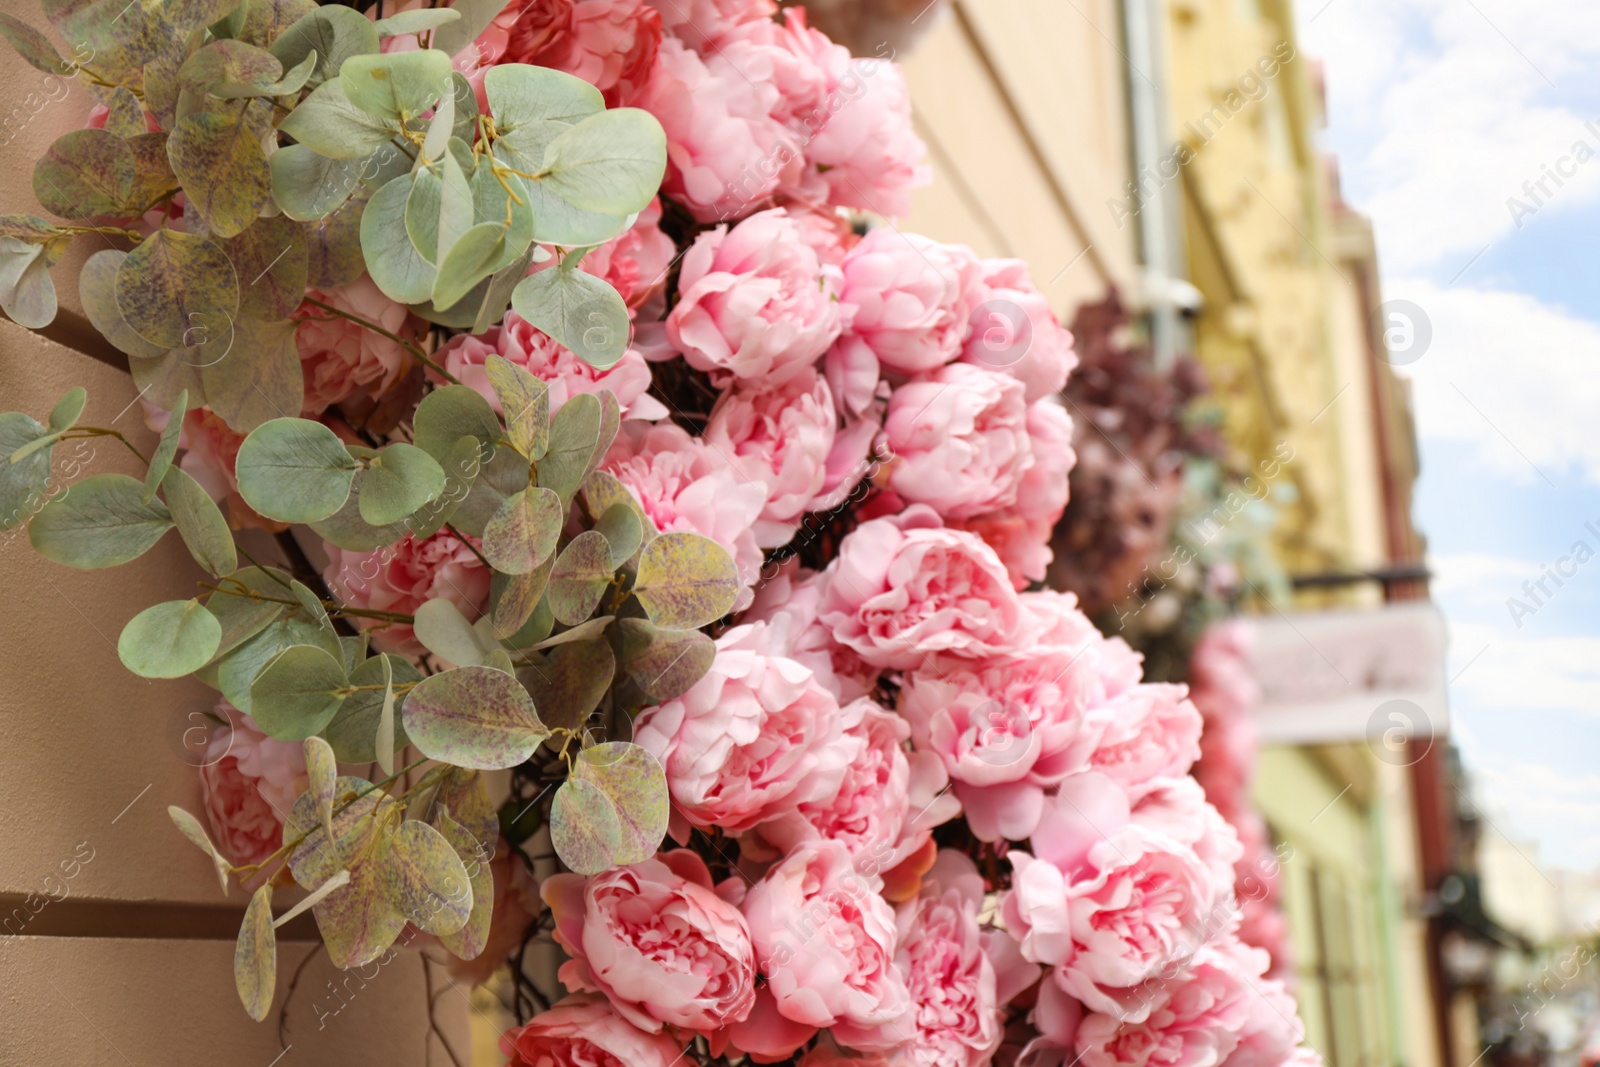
[{"left": 1297, "top": 0, "right": 1600, "bottom": 871}]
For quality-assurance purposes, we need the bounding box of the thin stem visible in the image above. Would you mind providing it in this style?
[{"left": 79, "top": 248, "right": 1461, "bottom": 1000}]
[
  {"left": 302, "top": 296, "right": 461, "bottom": 385},
  {"left": 234, "top": 544, "right": 296, "bottom": 591},
  {"left": 444, "top": 523, "right": 491, "bottom": 569},
  {"left": 63, "top": 427, "right": 148, "bottom": 464},
  {"left": 202, "top": 582, "right": 416, "bottom": 623}
]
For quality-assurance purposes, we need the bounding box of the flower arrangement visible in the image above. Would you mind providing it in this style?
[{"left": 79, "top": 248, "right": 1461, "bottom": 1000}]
[{"left": 0, "top": 0, "right": 1319, "bottom": 1063}]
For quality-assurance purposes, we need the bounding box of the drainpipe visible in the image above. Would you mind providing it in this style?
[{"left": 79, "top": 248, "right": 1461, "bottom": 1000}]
[{"left": 1121, "top": 0, "right": 1190, "bottom": 369}]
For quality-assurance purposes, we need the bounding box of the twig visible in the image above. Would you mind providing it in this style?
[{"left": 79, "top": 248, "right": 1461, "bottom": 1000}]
[
  {"left": 278, "top": 942, "right": 325, "bottom": 1049},
  {"left": 421, "top": 956, "right": 467, "bottom": 1067},
  {"left": 302, "top": 296, "right": 461, "bottom": 385}
]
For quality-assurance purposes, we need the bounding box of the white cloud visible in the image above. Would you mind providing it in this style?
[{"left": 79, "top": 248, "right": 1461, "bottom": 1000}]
[
  {"left": 1470, "top": 761, "right": 1600, "bottom": 870},
  {"left": 1388, "top": 278, "right": 1600, "bottom": 486},
  {"left": 1447, "top": 620, "right": 1600, "bottom": 715},
  {"left": 1430, "top": 551, "right": 1540, "bottom": 606},
  {"left": 1301, "top": 0, "right": 1600, "bottom": 274}
]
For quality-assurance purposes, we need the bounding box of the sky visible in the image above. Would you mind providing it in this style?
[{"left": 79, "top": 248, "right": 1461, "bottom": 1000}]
[{"left": 1295, "top": 0, "right": 1600, "bottom": 872}]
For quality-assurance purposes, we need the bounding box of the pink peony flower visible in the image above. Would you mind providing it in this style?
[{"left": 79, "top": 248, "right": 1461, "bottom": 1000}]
[
  {"left": 1073, "top": 940, "right": 1258, "bottom": 1067},
  {"left": 754, "top": 697, "right": 956, "bottom": 872},
  {"left": 743, "top": 557, "right": 879, "bottom": 702},
  {"left": 633, "top": 623, "right": 849, "bottom": 834},
  {"left": 632, "top": 35, "right": 801, "bottom": 222},
  {"left": 704, "top": 365, "right": 838, "bottom": 547},
  {"left": 470, "top": 0, "right": 661, "bottom": 107},
  {"left": 961, "top": 259, "right": 1078, "bottom": 402},
  {"left": 297, "top": 275, "right": 416, "bottom": 416},
  {"left": 881, "top": 362, "right": 1033, "bottom": 520},
  {"left": 436, "top": 314, "right": 667, "bottom": 422},
  {"left": 323, "top": 530, "right": 493, "bottom": 658},
  {"left": 1131, "top": 778, "right": 1245, "bottom": 908},
  {"left": 602, "top": 421, "right": 766, "bottom": 607},
  {"left": 501, "top": 993, "right": 685, "bottom": 1067},
  {"left": 645, "top": 0, "right": 775, "bottom": 53},
  {"left": 198, "top": 705, "right": 308, "bottom": 873},
  {"left": 1003, "top": 774, "right": 1231, "bottom": 1024},
  {"left": 667, "top": 207, "right": 844, "bottom": 384},
  {"left": 953, "top": 398, "right": 1075, "bottom": 589},
  {"left": 863, "top": 851, "right": 1005, "bottom": 1065},
  {"left": 1082, "top": 684, "right": 1204, "bottom": 800},
  {"left": 815, "top": 505, "right": 1033, "bottom": 670},
  {"left": 832, "top": 228, "right": 985, "bottom": 380},
  {"left": 543, "top": 851, "right": 756, "bottom": 1034},
  {"left": 1024, "top": 590, "right": 1145, "bottom": 695},
  {"left": 741, "top": 839, "right": 910, "bottom": 1049}
]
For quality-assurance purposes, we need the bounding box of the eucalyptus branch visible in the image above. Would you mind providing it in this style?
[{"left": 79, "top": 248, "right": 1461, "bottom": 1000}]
[
  {"left": 62, "top": 427, "right": 148, "bottom": 464},
  {"left": 201, "top": 581, "right": 417, "bottom": 623},
  {"left": 302, "top": 296, "right": 462, "bottom": 385}
]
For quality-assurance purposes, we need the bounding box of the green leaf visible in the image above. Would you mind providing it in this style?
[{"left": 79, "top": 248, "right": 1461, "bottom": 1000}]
[
  {"left": 594, "top": 502, "right": 642, "bottom": 568},
  {"left": 44, "top": 388, "right": 83, "bottom": 435},
  {"left": 536, "top": 391, "right": 601, "bottom": 501},
  {"left": 170, "top": 0, "right": 249, "bottom": 36},
  {"left": 402, "top": 666, "right": 546, "bottom": 769},
  {"left": 484, "top": 355, "right": 549, "bottom": 460},
  {"left": 434, "top": 809, "right": 492, "bottom": 960},
  {"left": 286, "top": 773, "right": 394, "bottom": 886},
  {"left": 493, "top": 142, "right": 631, "bottom": 248},
  {"left": 405, "top": 155, "right": 473, "bottom": 265},
  {"left": 116, "top": 229, "right": 240, "bottom": 349},
  {"left": 481, "top": 486, "right": 562, "bottom": 576},
  {"left": 413, "top": 598, "right": 492, "bottom": 667},
  {"left": 0, "top": 214, "right": 63, "bottom": 240},
  {"left": 270, "top": 4, "right": 378, "bottom": 87},
  {"left": 197, "top": 317, "right": 305, "bottom": 435},
  {"left": 143, "top": 390, "right": 187, "bottom": 504},
  {"left": 33, "top": 129, "right": 135, "bottom": 219},
  {"left": 178, "top": 39, "right": 281, "bottom": 97},
  {"left": 527, "top": 614, "right": 611, "bottom": 651},
  {"left": 222, "top": 216, "right": 308, "bottom": 320},
  {"left": 0, "top": 13, "right": 74, "bottom": 76},
  {"left": 486, "top": 65, "right": 602, "bottom": 153},
  {"left": 234, "top": 884, "right": 276, "bottom": 1021},
  {"left": 235, "top": 417, "right": 358, "bottom": 523},
  {"left": 322, "top": 653, "right": 417, "bottom": 763},
  {"left": 547, "top": 530, "right": 612, "bottom": 626},
  {"left": 632, "top": 531, "right": 738, "bottom": 630},
  {"left": 411, "top": 384, "right": 502, "bottom": 464},
  {"left": 225, "top": 49, "right": 316, "bottom": 97},
  {"left": 304, "top": 188, "right": 369, "bottom": 288},
  {"left": 449, "top": 73, "right": 479, "bottom": 143},
  {"left": 129, "top": 349, "right": 207, "bottom": 412},
  {"left": 431, "top": 0, "right": 514, "bottom": 56},
  {"left": 510, "top": 262, "right": 629, "bottom": 371},
  {"left": 169, "top": 805, "right": 234, "bottom": 893},
  {"left": 40, "top": 0, "right": 143, "bottom": 63},
  {"left": 359, "top": 442, "right": 446, "bottom": 526},
  {"left": 0, "top": 412, "right": 53, "bottom": 532},
  {"left": 419, "top": 76, "right": 454, "bottom": 162},
  {"left": 271, "top": 144, "right": 361, "bottom": 222},
  {"left": 30, "top": 473, "right": 174, "bottom": 569},
  {"left": 521, "top": 637, "right": 612, "bottom": 738},
  {"left": 79, "top": 251, "right": 168, "bottom": 361},
  {"left": 615, "top": 618, "right": 714, "bottom": 702},
  {"left": 127, "top": 132, "right": 180, "bottom": 208},
  {"left": 237, "top": 0, "right": 320, "bottom": 50},
  {"left": 307, "top": 466, "right": 415, "bottom": 550},
  {"left": 468, "top": 161, "right": 535, "bottom": 273},
  {"left": 279, "top": 80, "right": 398, "bottom": 160},
  {"left": 304, "top": 735, "right": 339, "bottom": 848},
  {"left": 433, "top": 222, "right": 506, "bottom": 311},
  {"left": 490, "top": 553, "right": 553, "bottom": 639},
  {"left": 375, "top": 653, "right": 398, "bottom": 774},
  {"left": 217, "top": 613, "right": 342, "bottom": 713},
  {"left": 340, "top": 49, "right": 452, "bottom": 122},
  {"left": 162, "top": 465, "right": 239, "bottom": 577},
  {"left": 289, "top": 578, "right": 335, "bottom": 636},
  {"left": 534, "top": 108, "right": 666, "bottom": 217},
  {"left": 571, "top": 741, "right": 668, "bottom": 867},
  {"left": 250, "top": 643, "right": 349, "bottom": 740},
  {"left": 118, "top": 599, "right": 223, "bottom": 679},
  {"left": 448, "top": 443, "right": 527, "bottom": 537},
  {"left": 381, "top": 819, "right": 472, "bottom": 934},
  {"left": 203, "top": 565, "right": 291, "bottom": 659},
  {"left": 362, "top": 174, "right": 437, "bottom": 304},
  {"left": 374, "top": 8, "right": 461, "bottom": 37},
  {"left": 167, "top": 110, "right": 274, "bottom": 238},
  {"left": 548, "top": 778, "right": 623, "bottom": 876},
  {"left": 0, "top": 243, "right": 57, "bottom": 329},
  {"left": 102, "top": 87, "right": 145, "bottom": 138}
]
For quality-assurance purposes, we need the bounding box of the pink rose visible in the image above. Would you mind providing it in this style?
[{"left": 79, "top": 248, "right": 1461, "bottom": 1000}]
[
  {"left": 1003, "top": 774, "right": 1230, "bottom": 1023},
  {"left": 543, "top": 851, "right": 756, "bottom": 1034},
  {"left": 323, "top": 530, "right": 493, "bottom": 658},
  {"left": 832, "top": 228, "right": 985, "bottom": 379},
  {"left": 961, "top": 259, "right": 1078, "bottom": 402},
  {"left": 1083, "top": 684, "right": 1203, "bottom": 800},
  {"left": 297, "top": 276, "right": 416, "bottom": 416},
  {"left": 741, "top": 839, "right": 910, "bottom": 1049},
  {"left": 199, "top": 706, "right": 308, "bottom": 873},
  {"left": 437, "top": 314, "right": 667, "bottom": 422},
  {"left": 633, "top": 36, "right": 801, "bottom": 222},
  {"left": 603, "top": 422, "right": 766, "bottom": 607},
  {"left": 867, "top": 851, "right": 1005, "bottom": 1065},
  {"left": 881, "top": 362, "right": 1033, "bottom": 519},
  {"left": 704, "top": 366, "right": 837, "bottom": 547},
  {"left": 667, "top": 207, "right": 844, "bottom": 383},
  {"left": 645, "top": 0, "right": 775, "bottom": 53},
  {"left": 501, "top": 993, "right": 685, "bottom": 1067},
  {"left": 743, "top": 558, "right": 879, "bottom": 702},
  {"left": 471, "top": 0, "right": 661, "bottom": 107},
  {"left": 954, "top": 398, "right": 1075, "bottom": 589},
  {"left": 815, "top": 505, "right": 1033, "bottom": 670},
  {"left": 754, "top": 697, "right": 956, "bottom": 870},
  {"left": 633, "top": 623, "right": 849, "bottom": 834},
  {"left": 1073, "top": 940, "right": 1258, "bottom": 1067}
]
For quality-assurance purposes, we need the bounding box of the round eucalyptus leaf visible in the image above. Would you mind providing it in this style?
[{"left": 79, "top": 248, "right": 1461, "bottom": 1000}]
[
  {"left": 490, "top": 554, "right": 552, "bottom": 640},
  {"left": 402, "top": 666, "right": 545, "bottom": 770},
  {"left": 115, "top": 229, "right": 240, "bottom": 349},
  {"left": 142, "top": 388, "right": 187, "bottom": 504},
  {"left": 547, "top": 529, "right": 613, "bottom": 626},
  {"left": 221, "top": 216, "right": 309, "bottom": 321},
  {"left": 534, "top": 108, "right": 666, "bottom": 217},
  {"left": 271, "top": 144, "right": 361, "bottom": 222},
  {"left": 411, "top": 384, "right": 503, "bottom": 464},
  {"left": 29, "top": 473, "right": 174, "bottom": 569},
  {"left": 46, "top": 386, "right": 84, "bottom": 433},
  {"left": 536, "top": 391, "right": 601, "bottom": 500},
  {"left": 79, "top": 250, "right": 168, "bottom": 361},
  {"left": 594, "top": 503, "right": 642, "bottom": 569},
  {"left": 572, "top": 741, "right": 668, "bottom": 867},
  {"left": 632, "top": 531, "right": 739, "bottom": 630},
  {"left": 217, "top": 615, "right": 343, "bottom": 715},
  {"left": 615, "top": 617, "right": 715, "bottom": 702},
  {"left": 0, "top": 245, "right": 56, "bottom": 329},
  {"left": 235, "top": 417, "right": 358, "bottom": 523},
  {"left": 33, "top": 128, "right": 135, "bottom": 219},
  {"left": 548, "top": 777, "right": 622, "bottom": 877},
  {"left": 340, "top": 49, "right": 452, "bottom": 122},
  {"left": 177, "top": 38, "right": 281, "bottom": 97},
  {"left": 373, "top": 8, "right": 460, "bottom": 37},
  {"left": 234, "top": 884, "right": 276, "bottom": 1022},
  {"left": 0, "top": 411, "right": 52, "bottom": 533},
  {"left": 381, "top": 819, "right": 472, "bottom": 935},
  {"left": 413, "top": 598, "right": 491, "bottom": 667},
  {"left": 359, "top": 442, "right": 446, "bottom": 526},
  {"left": 483, "top": 354, "right": 548, "bottom": 459},
  {"left": 521, "top": 637, "right": 612, "bottom": 738},
  {"left": 305, "top": 188, "right": 370, "bottom": 289},
  {"left": 118, "top": 599, "right": 223, "bottom": 679},
  {"left": 481, "top": 486, "right": 562, "bottom": 576},
  {"left": 433, "top": 221, "right": 507, "bottom": 311},
  {"left": 362, "top": 173, "right": 437, "bottom": 304},
  {"left": 250, "top": 643, "right": 350, "bottom": 741},
  {"left": 270, "top": 4, "right": 379, "bottom": 87},
  {"left": 510, "top": 263, "right": 629, "bottom": 371},
  {"left": 433, "top": 810, "right": 491, "bottom": 960},
  {"left": 162, "top": 465, "right": 239, "bottom": 577},
  {"left": 167, "top": 110, "right": 274, "bottom": 239},
  {"left": 278, "top": 80, "right": 397, "bottom": 161}
]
